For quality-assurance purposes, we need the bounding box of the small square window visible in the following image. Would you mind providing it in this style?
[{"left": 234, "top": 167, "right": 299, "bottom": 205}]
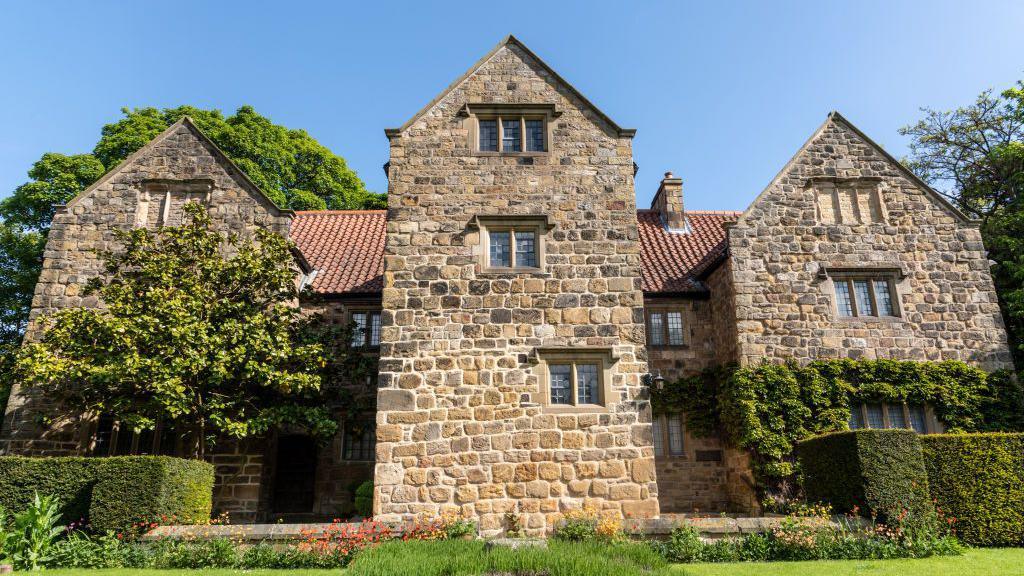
[
  {"left": 646, "top": 309, "right": 685, "bottom": 347},
  {"left": 540, "top": 352, "right": 611, "bottom": 410},
  {"left": 351, "top": 311, "right": 382, "bottom": 348},
  {"left": 487, "top": 228, "right": 539, "bottom": 269},
  {"left": 832, "top": 274, "right": 899, "bottom": 318},
  {"left": 489, "top": 231, "right": 512, "bottom": 267},
  {"left": 475, "top": 115, "right": 547, "bottom": 153}
]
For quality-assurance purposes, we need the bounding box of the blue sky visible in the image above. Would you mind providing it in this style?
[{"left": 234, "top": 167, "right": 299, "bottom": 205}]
[{"left": 1, "top": 0, "right": 1023, "bottom": 211}]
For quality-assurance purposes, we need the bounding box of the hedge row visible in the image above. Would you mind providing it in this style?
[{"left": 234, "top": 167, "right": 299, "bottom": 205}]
[
  {"left": 922, "top": 433, "right": 1024, "bottom": 547},
  {"left": 0, "top": 455, "right": 214, "bottom": 532},
  {"left": 799, "top": 430, "right": 1024, "bottom": 546},
  {"left": 798, "top": 429, "right": 934, "bottom": 529}
]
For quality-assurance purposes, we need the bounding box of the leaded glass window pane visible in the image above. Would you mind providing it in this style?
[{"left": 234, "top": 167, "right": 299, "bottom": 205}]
[
  {"left": 835, "top": 282, "right": 854, "bottom": 316},
  {"left": 343, "top": 421, "right": 376, "bottom": 461},
  {"left": 854, "top": 280, "right": 873, "bottom": 316},
  {"left": 887, "top": 404, "right": 908, "bottom": 429},
  {"left": 874, "top": 280, "right": 894, "bottom": 316},
  {"left": 667, "top": 312, "right": 684, "bottom": 346},
  {"left": 502, "top": 119, "right": 521, "bottom": 152},
  {"left": 479, "top": 120, "right": 498, "bottom": 151},
  {"left": 549, "top": 364, "right": 572, "bottom": 405},
  {"left": 909, "top": 405, "right": 927, "bottom": 433},
  {"left": 648, "top": 313, "right": 665, "bottom": 346},
  {"left": 576, "top": 363, "right": 599, "bottom": 404},
  {"left": 369, "top": 312, "right": 381, "bottom": 347},
  {"left": 351, "top": 313, "right": 367, "bottom": 347},
  {"left": 652, "top": 417, "right": 664, "bottom": 457},
  {"left": 92, "top": 415, "right": 115, "bottom": 457},
  {"left": 526, "top": 119, "right": 545, "bottom": 151},
  {"left": 849, "top": 405, "right": 865, "bottom": 429},
  {"left": 667, "top": 415, "right": 684, "bottom": 455},
  {"left": 489, "top": 231, "right": 511, "bottom": 267},
  {"left": 866, "top": 404, "right": 885, "bottom": 429},
  {"left": 515, "top": 231, "right": 537, "bottom": 268}
]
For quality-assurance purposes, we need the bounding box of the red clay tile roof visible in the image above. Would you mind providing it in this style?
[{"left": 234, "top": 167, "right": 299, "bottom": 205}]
[
  {"left": 290, "top": 209, "right": 738, "bottom": 296},
  {"left": 290, "top": 210, "right": 386, "bottom": 294},
  {"left": 636, "top": 210, "right": 739, "bottom": 294}
]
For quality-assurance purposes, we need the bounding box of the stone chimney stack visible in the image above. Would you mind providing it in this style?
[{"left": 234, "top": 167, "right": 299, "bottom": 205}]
[{"left": 652, "top": 171, "right": 686, "bottom": 231}]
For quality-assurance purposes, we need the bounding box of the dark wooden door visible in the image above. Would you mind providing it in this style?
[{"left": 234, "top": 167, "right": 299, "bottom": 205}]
[{"left": 272, "top": 435, "right": 317, "bottom": 513}]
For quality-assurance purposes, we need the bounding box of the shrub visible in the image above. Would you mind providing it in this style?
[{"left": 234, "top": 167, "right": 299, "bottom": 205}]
[
  {"left": 552, "top": 504, "right": 623, "bottom": 542},
  {"left": 922, "top": 433, "right": 1024, "bottom": 546},
  {"left": 0, "top": 456, "right": 214, "bottom": 533},
  {"left": 0, "top": 457, "right": 102, "bottom": 524},
  {"left": 50, "top": 532, "right": 130, "bottom": 569},
  {"left": 798, "top": 429, "right": 934, "bottom": 528},
  {"left": 354, "top": 480, "right": 374, "bottom": 518},
  {"left": 88, "top": 456, "right": 214, "bottom": 533}
]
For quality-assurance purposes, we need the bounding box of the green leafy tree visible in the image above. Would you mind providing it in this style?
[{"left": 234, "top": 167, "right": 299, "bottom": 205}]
[
  {"left": 14, "top": 204, "right": 336, "bottom": 458},
  {"left": 901, "top": 83, "right": 1024, "bottom": 367}
]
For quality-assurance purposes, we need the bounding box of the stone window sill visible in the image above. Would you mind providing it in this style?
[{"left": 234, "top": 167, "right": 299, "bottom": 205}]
[
  {"left": 472, "top": 151, "right": 549, "bottom": 158},
  {"left": 478, "top": 268, "right": 551, "bottom": 278},
  {"left": 648, "top": 344, "right": 689, "bottom": 351},
  {"left": 541, "top": 404, "right": 610, "bottom": 415},
  {"left": 833, "top": 316, "right": 905, "bottom": 325}
]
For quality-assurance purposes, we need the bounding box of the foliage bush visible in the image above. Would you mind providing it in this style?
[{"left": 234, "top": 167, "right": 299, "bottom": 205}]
[
  {"left": 88, "top": 456, "right": 214, "bottom": 533},
  {"left": 797, "top": 430, "right": 935, "bottom": 528},
  {"left": 551, "top": 504, "right": 625, "bottom": 542},
  {"left": 921, "top": 433, "right": 1024, "bottom": 546},
  {"left": 354, "top": 480, "right": 374, "bottom": 518},
  {"left": 653, "top": 514, "right": 962, "bottom": 564},
  {"left": 0, "top": 457, "right": 102, "bottom": 524},
  {"left": 0, "top": 456, "right": 213, "bottom": 533},
  {"left": 0, "top": 493, "right": 66, "bottom": 570},
  {"left": 654, "top": 359, "right": 1017, "bottom": 485}
]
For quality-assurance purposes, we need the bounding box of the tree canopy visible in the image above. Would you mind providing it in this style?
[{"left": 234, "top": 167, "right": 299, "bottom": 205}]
[
  {"left": 15, "top": 204, "right": 343, "bottom": 457},
  {"left": 901, "top": 82, "right": 1024, "bottom": 366}
]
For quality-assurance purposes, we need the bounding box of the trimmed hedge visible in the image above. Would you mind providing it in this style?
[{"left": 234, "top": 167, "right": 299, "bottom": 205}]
[
  {"left": 798, "top": 429, "right": 934, "bottom": 527},
  {"left": 922, "top": 433, "right": 1024, "bottom": 546},
  {"left": 89, "top": 456, "right": 214, "bottom": 532},
  {"left": 0, "top": 455, "right": 214, "bottom": 532},
  {"left": 0, "top": 456, "right": 103, "bottom": 523}
]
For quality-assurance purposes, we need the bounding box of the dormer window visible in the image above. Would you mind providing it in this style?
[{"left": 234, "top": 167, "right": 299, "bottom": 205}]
[{"left": 464, "top": 104, "right": 557, "bottom": 155}]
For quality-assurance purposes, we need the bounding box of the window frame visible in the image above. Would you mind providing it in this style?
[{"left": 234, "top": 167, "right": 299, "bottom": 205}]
[
  {"left": 472, "top": 215, "right": 552, "bottom": 273},
  {"left": 83, "top": 415, "right": 180, "bottom": 457},
  {"left": 349, "top": 309, "right": 383, "bottom": 349},
  {"left": 828, "top": 271, "right": 901, "bottom": 319},
  {"left": 645, "top": 309, "right": 686, "bottom": 348},
  {"left": 652, "top": 413, "right": 686, "bottom": 457},
  {"left": 847, "top": 402, "right": 940, "bottom": 434},
  {"left": 341, "top": 419, "right": 377, "bottom": 462},
  {"left": 535, "top": 349, "right": 616, "bottom": 413},
  {"left": 464, "top": 104, "right": 557, "bottom": 156}
]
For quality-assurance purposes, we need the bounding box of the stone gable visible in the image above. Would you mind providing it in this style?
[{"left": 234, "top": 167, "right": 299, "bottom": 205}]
[
  {"left": 377, "top": 37, "right": 658, "bottom": 535},
  {"left": 725, "top": 113, "right": 1012, "bottom": 370}
]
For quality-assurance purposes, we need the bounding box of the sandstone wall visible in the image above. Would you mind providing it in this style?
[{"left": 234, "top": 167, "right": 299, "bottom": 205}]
[
  {"left": 727, "top": 115, "right": 1013, "bottom": 371},
  {"left": 378, "top": 41, "right": 657, "bottom": 536}
]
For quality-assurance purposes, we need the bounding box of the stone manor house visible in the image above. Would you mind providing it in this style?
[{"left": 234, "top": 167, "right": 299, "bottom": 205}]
[{"left": 0, "top": 36, "right": 1013, "bottom": 534}]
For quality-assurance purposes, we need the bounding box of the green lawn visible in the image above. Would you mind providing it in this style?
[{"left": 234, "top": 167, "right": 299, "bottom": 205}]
[
  {"left": 37, "top": 548, "right": 1024, "bottom": 576},
  {"left": 674, "top": 548, "right": 1024, "bottom": 575}
]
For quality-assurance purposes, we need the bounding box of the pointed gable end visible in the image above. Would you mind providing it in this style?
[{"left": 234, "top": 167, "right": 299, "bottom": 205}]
[
  {"left": 385, "top": 35, "right": 635, "bottom": 139},
  {"left": 63, "top": 117, "right": 292, "bottom": 220},
  {"left": 736, "top": 111, "right": 973, "bottom": 227}
]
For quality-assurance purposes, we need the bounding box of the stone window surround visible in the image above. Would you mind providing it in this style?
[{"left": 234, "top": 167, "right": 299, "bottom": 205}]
[
  {"left": 810, "top": 176, "right": 888, "bottom": 225},
  {"left": 532, "top": 348, "right": 617, "bottom": 414},
  {"left": 469, "top": 215, "right": 554, "bottom": 275},
  {"left": 341, "top": 418, "right": 376, "bottom": 462},
  {"left": 461, "top": 103, "right": 559, "bottom": 156},
  {"left": 818, "top": 265, "right": 908, "bottom": 324},
  {"left": 134, "top": 178, "right": 214, "bottom": 228},
  {"left": 848, "top": 402, "right": 943, "bottom": 434},
  {"left": 645, "top": 307, "right": 687, "bottom": 348},
  {"left": 79, "top": 414, "right": 180, "bottom": 457}
]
